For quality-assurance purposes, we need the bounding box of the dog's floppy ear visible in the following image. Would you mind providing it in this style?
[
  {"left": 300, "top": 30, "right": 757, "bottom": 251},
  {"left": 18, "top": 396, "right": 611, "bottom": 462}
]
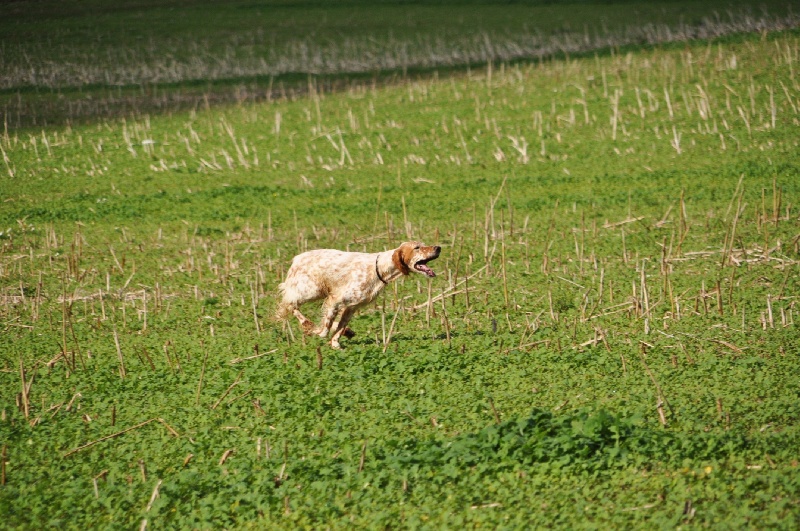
[{"left": 392, "top": 243, "right": 412, "bottom": 275}]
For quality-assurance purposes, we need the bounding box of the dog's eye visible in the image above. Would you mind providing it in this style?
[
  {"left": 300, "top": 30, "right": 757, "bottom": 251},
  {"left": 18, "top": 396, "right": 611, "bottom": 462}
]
[{"left": 413, "top": 245, "right": 420, "bottom": 250}]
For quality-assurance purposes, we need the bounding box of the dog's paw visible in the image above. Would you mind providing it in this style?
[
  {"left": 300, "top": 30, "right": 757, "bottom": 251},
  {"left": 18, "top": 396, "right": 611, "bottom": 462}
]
[
  {"left": 301, "top": 321, "right": 316, "bottom": 335},
  {"left": 342, "top": 328, "right": 356, "bottom": 339}
]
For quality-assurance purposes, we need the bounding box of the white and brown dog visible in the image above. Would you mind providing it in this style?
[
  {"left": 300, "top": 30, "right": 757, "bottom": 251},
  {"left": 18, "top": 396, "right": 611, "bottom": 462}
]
[{"left": 277, "top": 241, "right": 441, "bottom": 348}]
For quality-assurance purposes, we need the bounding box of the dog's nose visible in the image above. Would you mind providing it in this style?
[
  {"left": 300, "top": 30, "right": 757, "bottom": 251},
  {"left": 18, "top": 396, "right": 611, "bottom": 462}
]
[{"left": 433, "top": 246, "right": 442, "bottom": 254}]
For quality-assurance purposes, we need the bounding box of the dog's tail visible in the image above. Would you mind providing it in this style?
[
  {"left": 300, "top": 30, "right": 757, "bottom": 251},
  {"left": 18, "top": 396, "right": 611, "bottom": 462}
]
[{"left": 274, "top": 282, "right": 292, "bottom": 321}]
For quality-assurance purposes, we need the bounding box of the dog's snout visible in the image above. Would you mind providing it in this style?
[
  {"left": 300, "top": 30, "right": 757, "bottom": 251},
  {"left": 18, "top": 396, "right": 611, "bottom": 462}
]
[{"left": 433, "top": 246, "right": 442, "bottom": 255}]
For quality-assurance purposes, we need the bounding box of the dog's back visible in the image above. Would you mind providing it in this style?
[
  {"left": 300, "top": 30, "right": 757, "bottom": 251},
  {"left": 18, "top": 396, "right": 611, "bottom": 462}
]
[{"left": 276, "top": 249, "right": 372, "bottom": 319}]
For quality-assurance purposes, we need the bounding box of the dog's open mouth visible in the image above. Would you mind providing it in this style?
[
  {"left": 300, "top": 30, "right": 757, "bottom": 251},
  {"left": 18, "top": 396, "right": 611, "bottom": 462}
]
[{"left": 414, "top": 258, "right": 437, "bottom": 277}]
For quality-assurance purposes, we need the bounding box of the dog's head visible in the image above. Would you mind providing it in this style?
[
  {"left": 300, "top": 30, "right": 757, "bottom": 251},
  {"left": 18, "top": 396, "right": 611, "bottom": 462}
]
[{"left": 392, "top": 241, "right": 441, "bottom": 278}]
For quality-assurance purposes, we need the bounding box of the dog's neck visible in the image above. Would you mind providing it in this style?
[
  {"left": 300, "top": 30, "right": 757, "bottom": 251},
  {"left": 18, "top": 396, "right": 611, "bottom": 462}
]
[
  {"left": 375, "top": 254, "right": 388, "bottom": 284},
  {"left": 376, "top": 250, "right": 404, "bottom": 284}
]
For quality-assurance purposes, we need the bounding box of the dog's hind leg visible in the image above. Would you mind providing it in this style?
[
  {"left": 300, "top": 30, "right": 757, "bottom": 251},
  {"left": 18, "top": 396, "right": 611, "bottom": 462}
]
[
  {"left": 330, "top": 308, "right": 356, "bottom": 349},
  {"left": 292, "top": 309, "right": 317, "bottom": 335},
  {"left": 278, "top": 276, "right": 325, "bottom": 335},
  {"left": 315, "top": 298, "right": 344, "bottom": 339}
]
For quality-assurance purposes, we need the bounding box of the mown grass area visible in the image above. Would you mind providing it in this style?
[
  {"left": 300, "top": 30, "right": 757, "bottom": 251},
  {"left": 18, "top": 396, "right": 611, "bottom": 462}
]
[
  {"left": 1, "top": 19, "right": 800, "bottom": 529},
  {"left": 2, "top": 0, "right": 798, "bottom": 127}
]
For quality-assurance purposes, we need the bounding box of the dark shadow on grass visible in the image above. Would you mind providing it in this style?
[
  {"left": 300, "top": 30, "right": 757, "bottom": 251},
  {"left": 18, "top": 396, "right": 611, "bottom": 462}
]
[{"left": 4, "top": 25, "right": 799, "bottom": 130}]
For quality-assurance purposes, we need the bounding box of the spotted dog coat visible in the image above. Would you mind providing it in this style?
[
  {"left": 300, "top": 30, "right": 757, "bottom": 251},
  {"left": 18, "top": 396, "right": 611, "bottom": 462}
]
[{"left": 277, "top": 241, "right": 441, "bottom": 348}]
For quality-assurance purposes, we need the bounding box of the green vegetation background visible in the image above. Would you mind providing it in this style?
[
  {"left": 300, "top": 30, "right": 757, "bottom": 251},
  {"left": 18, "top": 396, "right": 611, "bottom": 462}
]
[{"left": 1, "top": 0, "right": 799, "bottom": 528}]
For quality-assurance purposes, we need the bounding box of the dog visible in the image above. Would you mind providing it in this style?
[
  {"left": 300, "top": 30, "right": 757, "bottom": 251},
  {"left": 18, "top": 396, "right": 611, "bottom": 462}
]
[{"left": 277, "top": 241, "right": 441, "bottom": 348}]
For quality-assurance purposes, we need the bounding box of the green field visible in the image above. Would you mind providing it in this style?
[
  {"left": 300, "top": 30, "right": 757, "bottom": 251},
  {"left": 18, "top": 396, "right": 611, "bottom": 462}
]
[
  {"left": 2, "top": 0, "right": 798, "bottom": 126},
  {"left": 2, "top": 1, "right": 800, "bottom": 528}
]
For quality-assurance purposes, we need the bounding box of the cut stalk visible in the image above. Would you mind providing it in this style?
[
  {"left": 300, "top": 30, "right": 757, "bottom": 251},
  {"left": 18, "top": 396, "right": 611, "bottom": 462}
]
[{"left": 112, "top": 326, "right": 126, "bottom": 379}]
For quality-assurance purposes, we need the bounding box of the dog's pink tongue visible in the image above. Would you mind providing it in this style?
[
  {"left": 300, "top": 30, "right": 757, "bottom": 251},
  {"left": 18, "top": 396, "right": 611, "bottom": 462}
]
[{"left": 416, "top": 264, "right": 436, "bottom": 277}]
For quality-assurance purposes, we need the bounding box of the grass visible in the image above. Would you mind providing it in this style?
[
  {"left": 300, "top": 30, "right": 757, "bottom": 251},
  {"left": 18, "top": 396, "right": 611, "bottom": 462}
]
[{"left": 1, "top": 3, "right": 800, "bottom": 528}]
